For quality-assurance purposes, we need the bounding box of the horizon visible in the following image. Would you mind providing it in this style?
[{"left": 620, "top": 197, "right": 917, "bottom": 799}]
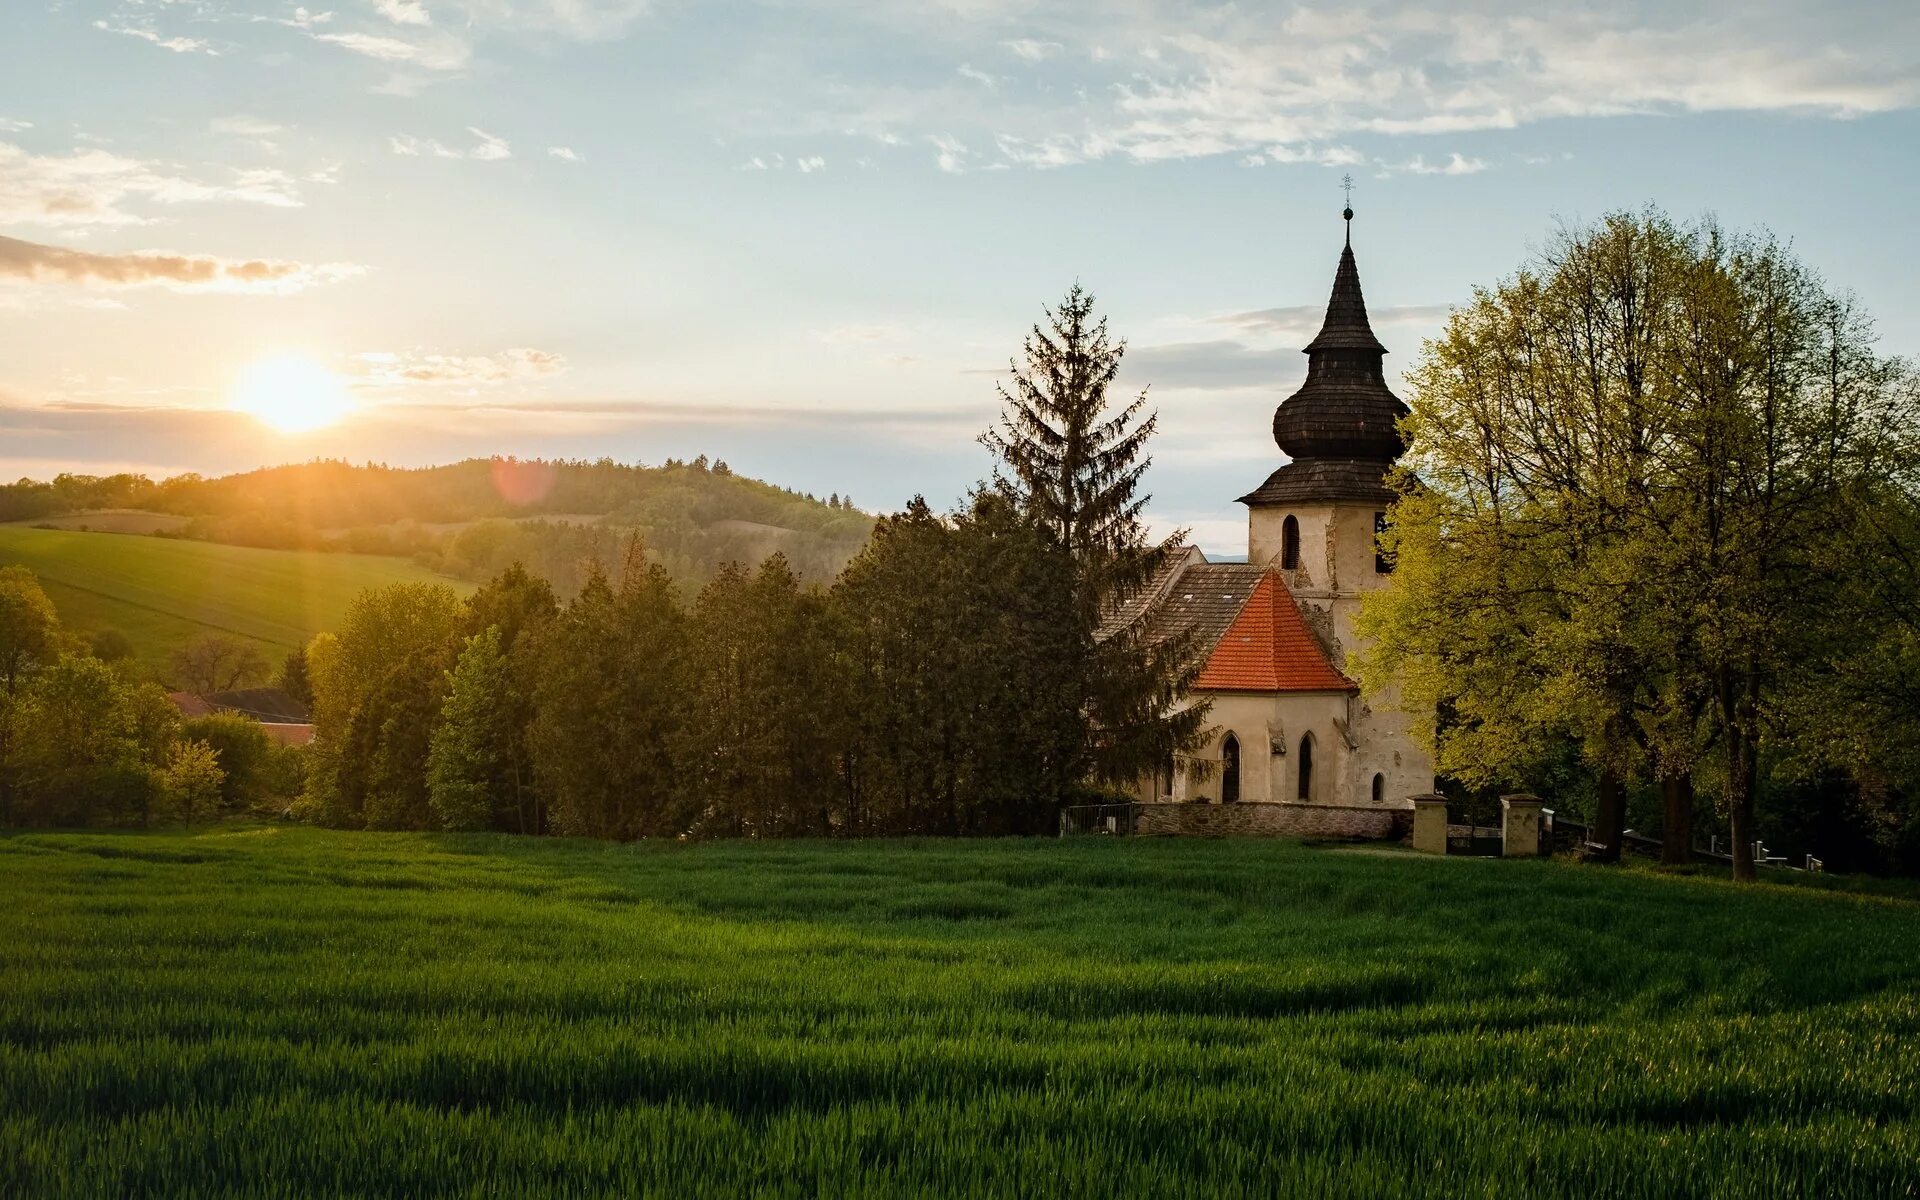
[{"left": 4, "top": 0, "right": 1918, "bottom": 556}]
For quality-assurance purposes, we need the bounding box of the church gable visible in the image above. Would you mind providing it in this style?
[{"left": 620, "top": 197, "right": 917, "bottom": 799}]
[{"left": 1193, "top": 571, "right": 1356, "bottom": 694}]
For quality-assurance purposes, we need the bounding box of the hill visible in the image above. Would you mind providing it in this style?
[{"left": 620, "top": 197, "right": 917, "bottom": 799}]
[
  {"left": 2, "top": 828, "right": 1915, "bottom": 1197},
  {"left": 0, "top": 526, "right": 472, "bottom": 673},
  {"left": 0, "top": 458, "right": 877, "bottom": 590}
]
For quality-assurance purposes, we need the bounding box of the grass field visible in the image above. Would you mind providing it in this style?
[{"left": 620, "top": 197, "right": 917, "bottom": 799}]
[
  {"left": 0, "top": 527, "right": 471, "bottom": 673},
  {"left": 2, "top": 829, "right": 1917, "bottom": 1197}
]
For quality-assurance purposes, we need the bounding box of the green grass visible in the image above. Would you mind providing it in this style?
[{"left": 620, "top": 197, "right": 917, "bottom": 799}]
[
  {"left": 2, "top": 829, "right": 1917, "bottom": 1198},
  {"left": 0, "top": 527, "right": 472, "bottom": 672}
]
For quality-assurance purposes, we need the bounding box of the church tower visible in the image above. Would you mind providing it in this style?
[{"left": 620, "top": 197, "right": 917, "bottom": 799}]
[{"left": 1239, "top": 205, "right": 1407, "bottom": 663}]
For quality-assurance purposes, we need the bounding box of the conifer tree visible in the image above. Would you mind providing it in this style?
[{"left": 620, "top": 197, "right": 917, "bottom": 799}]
[
  {"left": 428, "top": 626, "right": 512, "bottom": 832},
  {"left": 982, "top": 284, "right": 1208, "bottom": 788}
]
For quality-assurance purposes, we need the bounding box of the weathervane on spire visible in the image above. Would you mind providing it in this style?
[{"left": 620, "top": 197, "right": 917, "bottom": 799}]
[{"left": 1341, "top": 173, "right": 1354, "bottom": 243}]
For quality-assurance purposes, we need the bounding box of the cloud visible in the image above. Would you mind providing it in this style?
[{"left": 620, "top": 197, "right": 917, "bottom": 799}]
[
  {"left": 957, "top": 64, "right": 1000, "bottom": 90},
  {"left": 1396, "top": 153, "right": 1489, "bottom": 176},
  {"left": 1212, "top": 303, "right": 1454, "bottom": 341},
  {"left": 0, "top": 141, "right": 305, "bottom": 228},
  {"left": 930, "top": 134, "right": 969, "bottom": 174},
  {"left": 752, "top": 2, "right": 1920, "bottom": 172},
  {"left": 431, "top": 0, "right": 653, "bottom": 41},
  {"left": 375, "top": 0, "right": 432, "bottom": 26},
  {"left": 1002, "top": 39, "right": 1062, "bottom": 63},
  {"left": 311, "top": 30, "right": 467, "bottom": 70},
  {"left": 281, "top": 8, "right": 334, "bottom": 30},
  {"left": 796, "top": 155, "right": 826, "bottom": 173},
  {"left": 0, "top": 234, "right": 363, "bottom": 293},
  {"left": 389, "top": 129, "right": 510, "bottom": 160},
  {"left": 354, "top": 347, "right": 567, "bottom": 386},
  {"left": 547, "top": 145, "right": 582, "bottom": 161},
  {"left": 466, "top": 127, "right": 511, "bottom": 161},
  {"left": 92, "top": 20, "right": 218, "bottom": 55},
  {"left": 1123, "top": 340, "right": 1299, "bottom": 390},
  {"left": 209, "top": 116, "right": 285, "bottom": 138},
  {"left": 0, "top": 118, "right": 31, "bottom": 133}
]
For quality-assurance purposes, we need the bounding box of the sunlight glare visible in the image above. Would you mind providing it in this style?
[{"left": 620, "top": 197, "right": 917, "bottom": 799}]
[{"left": 231, "top": 355, "right": 351, "bottom": 433}]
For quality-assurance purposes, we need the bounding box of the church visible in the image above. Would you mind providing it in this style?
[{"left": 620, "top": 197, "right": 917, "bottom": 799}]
[{"left": 1122, "top": 209, "right": 1435, "bottom": 811}]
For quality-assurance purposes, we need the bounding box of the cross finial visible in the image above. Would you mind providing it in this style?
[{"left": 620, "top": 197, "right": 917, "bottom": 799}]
[{"left": 1340, "top": 174, "right": 1354, "bottom": 244}]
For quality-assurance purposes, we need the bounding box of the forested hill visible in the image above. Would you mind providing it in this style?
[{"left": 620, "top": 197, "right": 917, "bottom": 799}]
[{"left": 0, "top": 457, "right": 876, "bottom": 590}]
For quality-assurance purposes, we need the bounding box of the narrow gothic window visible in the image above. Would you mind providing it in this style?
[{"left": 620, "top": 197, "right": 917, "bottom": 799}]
[
  {"left": 1281, "top": 515, "right": 1300, "bottom": 570},
  {"left": 1297, "top": 734, "right": 1313, "bottom": 801},
  {"left": 1221, "top": 735, "right": 1241, "bottom": 804},
  {"left": 1159, "top": 754, "right": 1175, "bottom": 800},
  {"left": 1374, "top": 511, "right": 1394, "bottom": 574},
  {"left": 1372, "top": 773, "right": 1384, "bottom": 805}
]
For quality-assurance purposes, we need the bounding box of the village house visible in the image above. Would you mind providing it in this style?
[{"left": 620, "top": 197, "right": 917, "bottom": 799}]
[{"left": 1122, "top": 209, "right": 1434, "bottom": 813}]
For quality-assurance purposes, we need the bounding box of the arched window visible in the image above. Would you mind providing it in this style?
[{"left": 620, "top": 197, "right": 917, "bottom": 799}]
[
  {"left": 1296, "top": 734, "right": 1314, "bottom": 801},
  {"left": 1221, "top": 734, "right": 1241, "bottom": 804},
  {"left": 1374, "top": 511, "right": 1394, "bottom": 574},
  {"left": 1159, "top": 754, "right": 1176, "bottom": 800},
  {"left": 1281, "top": 515, "right": 1301, "bottom": 570},
  {"left": 1371, "top": 773, "right": 1384, "bottom": 805}
]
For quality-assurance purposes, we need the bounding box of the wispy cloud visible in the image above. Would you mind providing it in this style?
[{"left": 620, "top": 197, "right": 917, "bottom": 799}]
[
  {"left": 742, "top": 2, "right": 1920, "bottom": 172},
  {"left": 0, "top": 234, "right": 363, "bottom": 293},
  {"left": 0, "top": 118, "right": 33, "bottom": 133},
  {"left": 1395, "top": 153, "right": 1489, "bottom": 176},
  {"left": 957, "top": 64, "right": 1000, "bottom": 90},
  {"left": 375, "top": 0, "right": 432, "bottom": 27},
  {"left": 92, "top": 20, "right": 217, "bottom": 55},
  {"left": 1211, "top": 303, "right": 1455, "bottom": 341},
  {"left": 354, "top": 347, "right": 566, "bottom": 386},
  {"left": 311, "top": 30, "right": 467, "bottom": 70},
  {"left": 1002, "top": 39, "right": 1062, "bottom": 63},
  {"left": 389, "top": 128, "right": 511, "bottom": 160},
  {"left": 547, "top": 145, "right": 582, "bottom": 162},
  {"left": 0, "top": 141, "right": 305, "bottom": 228}
]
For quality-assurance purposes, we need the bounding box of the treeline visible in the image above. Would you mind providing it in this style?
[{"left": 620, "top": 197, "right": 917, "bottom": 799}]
[
  {"left": 1360, "top": 209, "right": 1920, "bottom": 879},
  {"left": 0, "top": 567, "right": 305, "bottom": 827},
  {"left": 301, "top": 286, "right": 1203, "bottom": 839}
]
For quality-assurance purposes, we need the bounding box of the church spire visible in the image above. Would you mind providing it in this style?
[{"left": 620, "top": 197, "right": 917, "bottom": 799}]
[{"left": 1237, "top": 209, "right": 1410, "bottom": 506}]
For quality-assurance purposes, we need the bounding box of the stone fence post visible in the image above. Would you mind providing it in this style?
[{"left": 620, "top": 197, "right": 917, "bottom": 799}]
[
  {"left": 1410, "top": 794, "right": 1449, "bottom": 855},
  {"left": 1500, "top": 794, "right": 1545, "bottom": 858}
]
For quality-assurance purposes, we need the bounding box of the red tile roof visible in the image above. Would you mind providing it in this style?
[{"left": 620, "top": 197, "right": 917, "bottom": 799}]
[{"left": 1193, "top": 570, "right": 1356, "bottom": 693}]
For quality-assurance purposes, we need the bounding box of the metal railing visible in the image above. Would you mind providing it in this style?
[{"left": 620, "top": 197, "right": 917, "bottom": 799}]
[{"left": 1058, "top": 803, "right": 1137, "bottom": 837}]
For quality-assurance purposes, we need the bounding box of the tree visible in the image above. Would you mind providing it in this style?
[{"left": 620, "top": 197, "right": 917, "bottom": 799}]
[
  {"left": 161, "top": 739, "right": 224, "bottom": 827},
  {"left": 182, "top": 713, "right": 274, "bottom": 811},
  {"left": 88, "top": 629, "right": 134, "bottom": 664},
  {"left": 530, "top": 544, "right": 689, "bottom": 839},
  {"left": 427, "top": 626, "right": 514, "bottom": 832},
  {"left": 276, "top": 646, "right": 314, "bottom": 709},
  {"left": 981, "top": 283, "right": 1208, "bottom": 790},
  {"left": 1357, "top": 210, "right": 1915, "bottom": 879},
  {"left": 170, "top": 634, "right": 269, "bottom": 695},
  {"left": 305, "top": 583, "right": 465, "bottom": 828},
  {"left": 0, "top": 566, "right": 61, "bottom": 824}
]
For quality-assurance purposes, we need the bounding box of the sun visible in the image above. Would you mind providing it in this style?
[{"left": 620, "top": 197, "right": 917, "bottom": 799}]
[{"left": 231, "top": 355, "right": 351, "bottom": 433}]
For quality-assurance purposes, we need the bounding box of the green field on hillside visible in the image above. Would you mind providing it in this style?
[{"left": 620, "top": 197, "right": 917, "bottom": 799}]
[
  {"left": 2, "top": 830, "right": 1916, "bottom": 1197},
  {"left": 0, "top": 527, "right": 472, "bottom": 674}
]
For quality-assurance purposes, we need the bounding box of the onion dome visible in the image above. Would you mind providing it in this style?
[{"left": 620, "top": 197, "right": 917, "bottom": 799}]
[{"left": 1240, "top": 211, "right": 1408, "bottom": 507}]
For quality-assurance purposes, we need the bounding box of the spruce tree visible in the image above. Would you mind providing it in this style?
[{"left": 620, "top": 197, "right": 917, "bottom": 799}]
[{"left": 982, "top": 284, "right": 1208, "bottom": 788}]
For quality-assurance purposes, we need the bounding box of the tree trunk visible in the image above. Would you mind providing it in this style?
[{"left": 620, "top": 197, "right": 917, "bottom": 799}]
[
  {"left": 1660, "top": 773, "right": 1694, "bottom": 865},
  {"left": 1592, "top": 769, "right": 1626, "bottom": 863}
]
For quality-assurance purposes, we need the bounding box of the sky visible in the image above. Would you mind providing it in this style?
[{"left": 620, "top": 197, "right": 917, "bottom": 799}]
[{"left": 2, "top": 0, "right": 1917, "bottom": 553}]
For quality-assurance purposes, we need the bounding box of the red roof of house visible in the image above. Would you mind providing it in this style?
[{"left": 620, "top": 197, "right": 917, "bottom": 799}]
[{"left": 1193, "top": 570, "right": 1356, "bottom": 693}]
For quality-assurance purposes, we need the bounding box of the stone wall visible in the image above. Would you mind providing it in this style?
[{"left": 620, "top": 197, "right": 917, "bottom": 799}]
[{"left": 1131, "top": 801, "right": 1411, "bottom": 840}]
